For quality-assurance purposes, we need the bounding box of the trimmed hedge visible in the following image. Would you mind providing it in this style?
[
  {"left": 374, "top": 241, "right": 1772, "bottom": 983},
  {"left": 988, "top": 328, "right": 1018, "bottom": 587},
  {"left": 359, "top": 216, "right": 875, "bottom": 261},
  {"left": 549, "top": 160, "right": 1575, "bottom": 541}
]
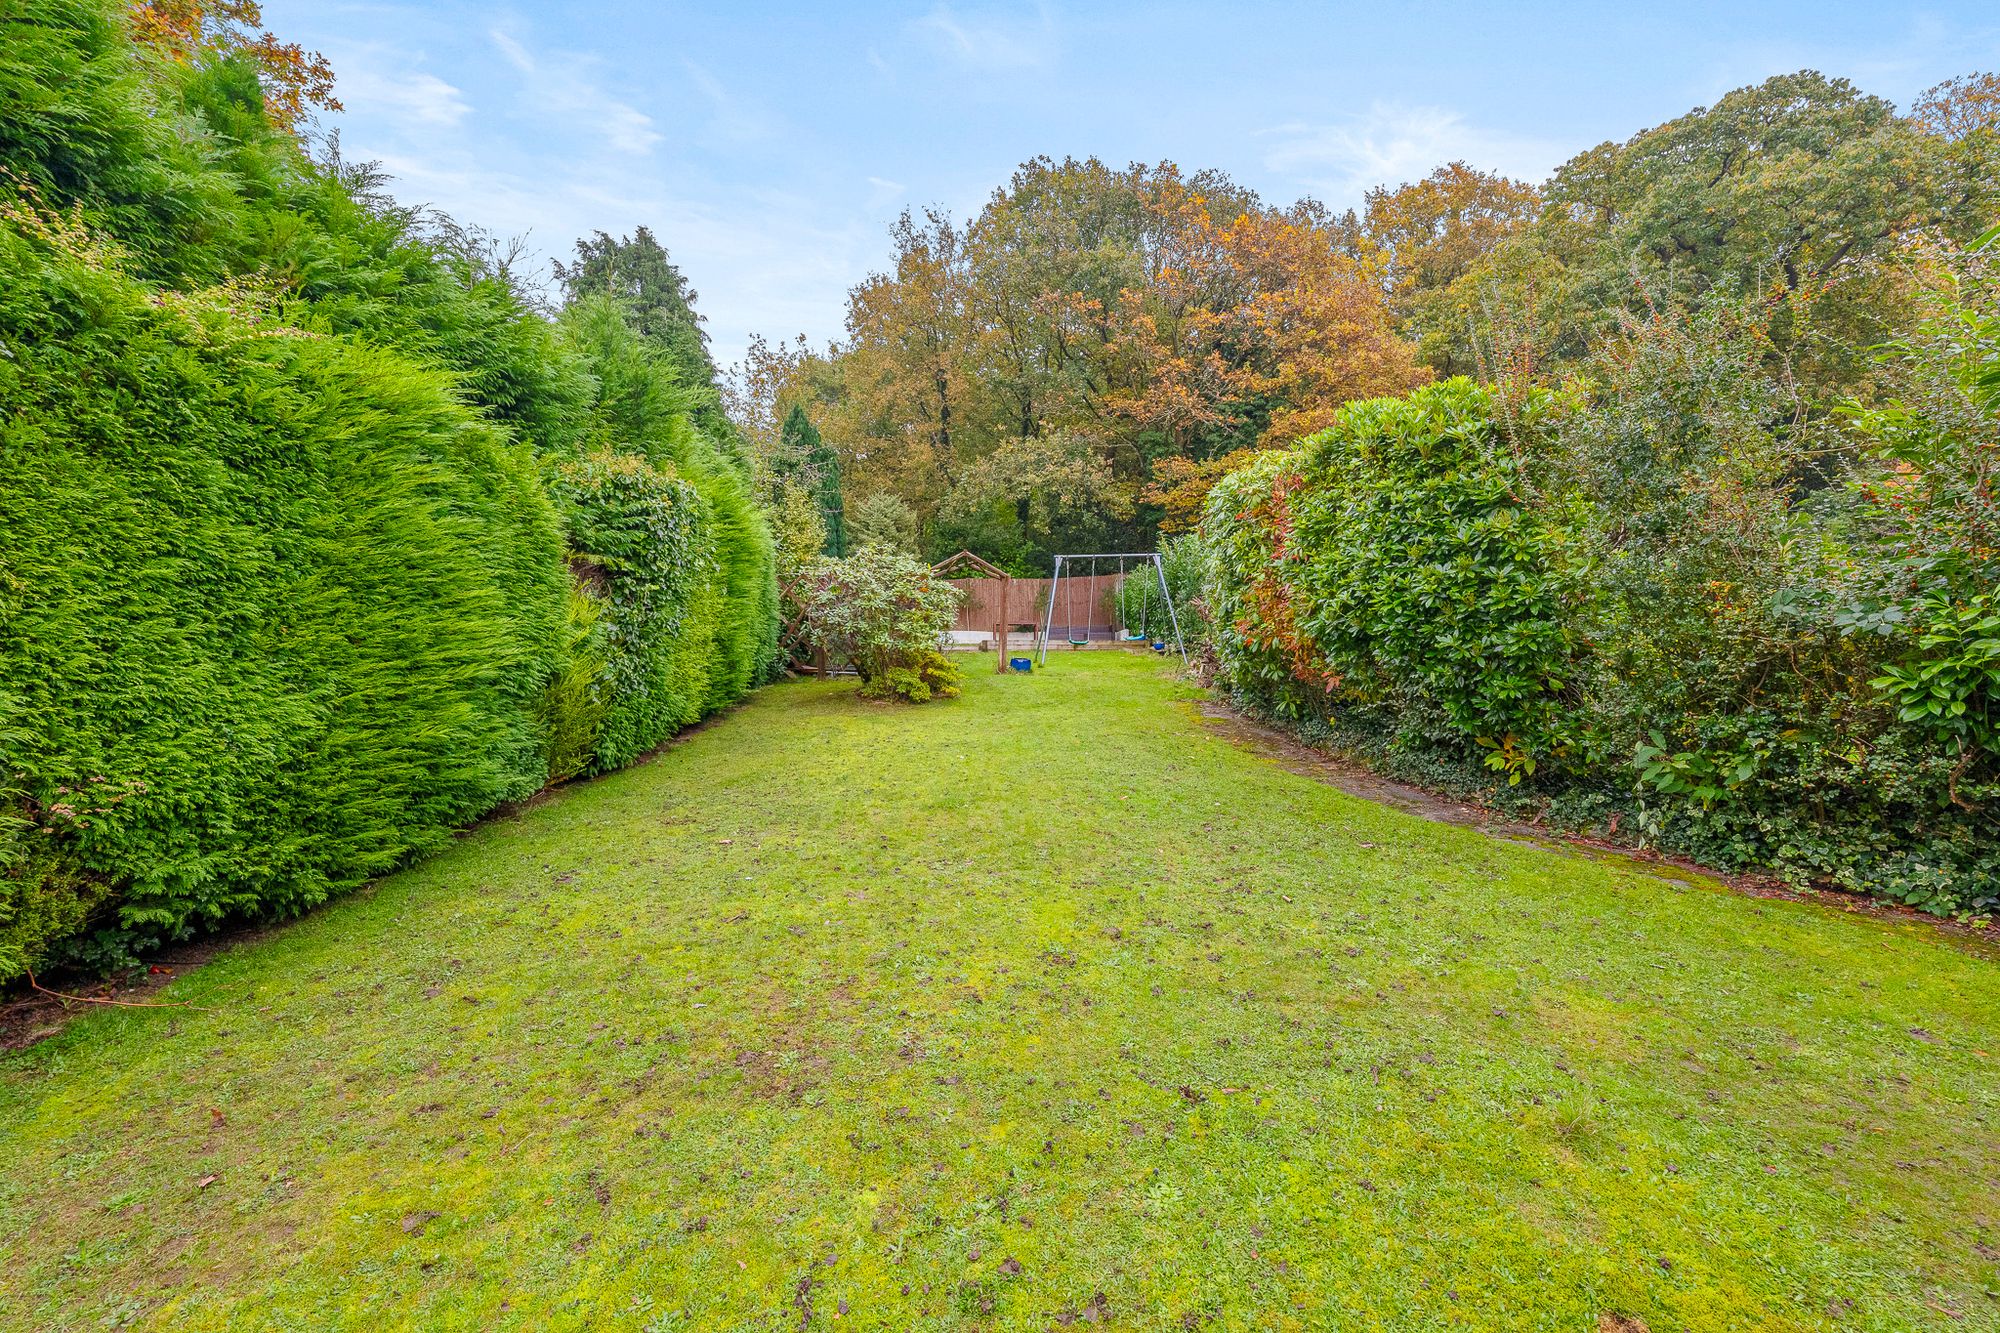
[
  {"left": 0, "top": 0, "right": 780, "bottom": 977},
  {"left": 0, "top": 226, "right": 566, "bottom": 970}
]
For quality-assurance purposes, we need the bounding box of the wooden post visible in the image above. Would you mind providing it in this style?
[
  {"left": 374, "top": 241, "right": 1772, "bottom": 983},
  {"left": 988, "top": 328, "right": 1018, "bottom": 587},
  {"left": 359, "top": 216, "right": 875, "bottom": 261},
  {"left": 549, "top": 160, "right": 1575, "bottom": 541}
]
[
  {"left": 995, "top": 571, "right": 1011, "bottom": 671},
  {"left": 929, "top": 550, "right": 1015, "bottom": 676}
]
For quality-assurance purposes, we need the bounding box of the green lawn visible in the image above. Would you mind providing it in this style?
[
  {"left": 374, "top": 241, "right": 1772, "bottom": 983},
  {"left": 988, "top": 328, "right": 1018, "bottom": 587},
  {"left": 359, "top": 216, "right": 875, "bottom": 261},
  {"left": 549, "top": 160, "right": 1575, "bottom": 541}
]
[{"left": 2, "top": 653, "right": 1996, "bottom": 1331}]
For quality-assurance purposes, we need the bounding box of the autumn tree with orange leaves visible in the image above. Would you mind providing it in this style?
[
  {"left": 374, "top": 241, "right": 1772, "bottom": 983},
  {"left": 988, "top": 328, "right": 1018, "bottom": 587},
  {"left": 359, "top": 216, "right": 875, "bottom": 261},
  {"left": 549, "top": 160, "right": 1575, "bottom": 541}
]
[
  {"left": 736, "top": 157, "right": 1424, "bottom": 568},
  {"left": 128, "top": 0, "right": 339, "bottom": 134}
]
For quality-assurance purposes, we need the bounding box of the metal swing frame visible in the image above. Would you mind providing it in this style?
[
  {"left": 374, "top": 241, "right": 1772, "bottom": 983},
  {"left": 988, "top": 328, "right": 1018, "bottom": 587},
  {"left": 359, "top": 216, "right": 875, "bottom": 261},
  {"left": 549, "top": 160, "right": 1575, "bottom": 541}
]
[{"left": 1035, "top": 552, "right": 1188, "bottom": 667}]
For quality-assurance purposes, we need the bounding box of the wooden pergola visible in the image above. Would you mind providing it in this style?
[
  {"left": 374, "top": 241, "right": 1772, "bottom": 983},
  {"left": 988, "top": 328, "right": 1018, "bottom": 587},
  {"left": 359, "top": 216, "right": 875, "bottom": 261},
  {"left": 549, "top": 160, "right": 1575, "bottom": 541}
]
[{"left": 931, "top": 550, "right": 1020, "bottom": 673}]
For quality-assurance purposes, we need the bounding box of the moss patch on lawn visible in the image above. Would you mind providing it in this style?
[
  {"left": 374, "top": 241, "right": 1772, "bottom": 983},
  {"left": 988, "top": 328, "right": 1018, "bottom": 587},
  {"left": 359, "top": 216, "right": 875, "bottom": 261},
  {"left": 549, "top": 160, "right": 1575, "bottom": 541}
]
[{"left": 2, "top": 653, "right": 1995, "bottom": 1330}]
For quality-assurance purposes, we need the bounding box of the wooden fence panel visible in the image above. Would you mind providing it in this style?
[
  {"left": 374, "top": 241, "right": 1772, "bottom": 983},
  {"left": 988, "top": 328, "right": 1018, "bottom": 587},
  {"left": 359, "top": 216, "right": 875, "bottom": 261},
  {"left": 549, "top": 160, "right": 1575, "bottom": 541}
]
[{"left": 946, "top": 574, "right": 1132, "bottom": 635}]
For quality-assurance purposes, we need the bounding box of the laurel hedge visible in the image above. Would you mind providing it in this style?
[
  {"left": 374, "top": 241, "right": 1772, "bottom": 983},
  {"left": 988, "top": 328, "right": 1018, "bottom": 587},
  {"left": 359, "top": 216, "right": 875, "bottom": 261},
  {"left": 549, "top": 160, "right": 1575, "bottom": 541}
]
[{"left": 1205, "top": 368, "right": 1998, "bottom": 917}]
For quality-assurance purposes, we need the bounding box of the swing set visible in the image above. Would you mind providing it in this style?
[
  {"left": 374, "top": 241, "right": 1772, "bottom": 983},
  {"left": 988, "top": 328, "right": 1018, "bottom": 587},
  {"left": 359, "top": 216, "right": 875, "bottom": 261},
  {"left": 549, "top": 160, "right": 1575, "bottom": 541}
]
[{"left": 1035, "top": 552, "right": 1187, "bottom": 667}]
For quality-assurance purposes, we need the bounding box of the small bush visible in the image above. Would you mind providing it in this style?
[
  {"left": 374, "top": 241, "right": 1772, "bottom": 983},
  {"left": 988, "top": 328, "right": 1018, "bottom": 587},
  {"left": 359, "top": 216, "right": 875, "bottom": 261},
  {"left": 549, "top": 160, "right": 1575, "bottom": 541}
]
[
  {"left": 859, "top": 650, "right": 963, "bottom": 703},
  {"left": 793, "top": 549, "right": 965, "bottom": 702}
]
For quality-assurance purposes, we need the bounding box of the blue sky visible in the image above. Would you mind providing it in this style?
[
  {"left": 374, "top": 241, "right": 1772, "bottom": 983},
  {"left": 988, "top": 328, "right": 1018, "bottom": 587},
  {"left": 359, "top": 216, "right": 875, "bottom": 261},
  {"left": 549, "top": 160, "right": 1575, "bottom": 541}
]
[{"left": 266, "top": 1, "right": 2000, "bottom": 372}]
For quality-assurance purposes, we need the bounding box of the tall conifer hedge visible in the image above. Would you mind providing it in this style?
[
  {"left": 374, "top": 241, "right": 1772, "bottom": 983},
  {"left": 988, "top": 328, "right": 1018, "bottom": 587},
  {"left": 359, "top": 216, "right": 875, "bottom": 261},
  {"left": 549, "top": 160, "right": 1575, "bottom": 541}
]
[{"left": 0, "top": 0, "right": 779, "bottom": 977}]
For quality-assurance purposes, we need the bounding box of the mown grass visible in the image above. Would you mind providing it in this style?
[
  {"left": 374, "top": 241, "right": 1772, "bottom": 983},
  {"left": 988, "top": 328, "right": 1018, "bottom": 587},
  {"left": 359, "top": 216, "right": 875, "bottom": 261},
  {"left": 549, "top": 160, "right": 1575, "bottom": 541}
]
[{"left": 1, "top": 653, "right": 1995, "bottom": 1331}]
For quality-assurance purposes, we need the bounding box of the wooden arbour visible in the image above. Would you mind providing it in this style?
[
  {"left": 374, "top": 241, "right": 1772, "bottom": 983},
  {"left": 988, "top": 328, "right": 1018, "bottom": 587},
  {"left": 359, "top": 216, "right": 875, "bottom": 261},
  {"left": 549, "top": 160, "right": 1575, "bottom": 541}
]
[{"left": 931, "top": 550, "right": 1019, "bottom": 673}]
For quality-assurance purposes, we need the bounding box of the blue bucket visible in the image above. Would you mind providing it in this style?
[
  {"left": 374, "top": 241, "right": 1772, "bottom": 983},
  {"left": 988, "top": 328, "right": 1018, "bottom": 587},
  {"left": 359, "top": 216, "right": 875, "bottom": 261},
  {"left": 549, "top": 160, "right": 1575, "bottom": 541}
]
[
  {"left": 1009, "top": 657, "right": 1033, "bottom": 673},
  {"left": 1151, "top": 641, "right": 1167, "bottom": 653}
]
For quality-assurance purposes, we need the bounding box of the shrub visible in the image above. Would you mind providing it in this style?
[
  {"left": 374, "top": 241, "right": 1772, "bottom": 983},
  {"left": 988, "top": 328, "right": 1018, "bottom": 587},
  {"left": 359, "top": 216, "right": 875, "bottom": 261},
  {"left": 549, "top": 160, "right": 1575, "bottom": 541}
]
[
  {"left": 1208, "top": 380, "right": 1575, "bottom": 779},
  {"left": 1109, "top": 536, "right": 1209, "bottom": 645},
  {"left": 545, "top": 451, "right": 718, "bottom": 770},
  {"left": 793, "top": 549, "right": 965, "bottom": 701},
  {"left": 1205, "top": 292, "right": 2000, "bottom": 916},
  {"left": 0, "top": 2, "right": 783, "bottom": 980},
  {"left": 0, "top": 218, "right": 568, "bottom": 970},
  {"left": 859, "top": 650, "right": 963, "bottom": 704},
  {"left": 558, "top": 298, "right": 779, "bottom": 709},
  {"left": 535, "top": 581, "right": 612, "bottom": 785}
]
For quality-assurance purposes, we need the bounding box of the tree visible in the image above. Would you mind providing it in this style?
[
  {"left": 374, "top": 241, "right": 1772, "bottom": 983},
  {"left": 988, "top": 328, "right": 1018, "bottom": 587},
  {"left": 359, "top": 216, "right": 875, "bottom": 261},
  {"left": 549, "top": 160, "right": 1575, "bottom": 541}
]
[
  {"left": 939, "top": 429, "right": 1131, "bottom": 560},
  {"left": 836, "top": 208, "right": 975, "bottom": 511},
  {"left": 780, "top": 405, "right": 845, "bottom": 556},
  {"left": 1911, "top": 72, "right": 2000, "bottom": 140},
  {"left": 1359, "top": 163, "right": 1541, "bottom": 375},
  {"left": 1143, "top": 449, "right": 1264, "bottom": 534},
  {"left": 742, "top": 157, "right": 1425, "bottom": 569},
  {"left": 848, "top": 492, "right": 919, "bottom": 554},
  {"left": 1536, "top": 71, "right": 1995, "bottom": 379},
  {"left": 128, "top": 0, "right": 339, "bottom": 134},
  {"left": 555, "top": 228, "right": 728, "bottom": 435}
]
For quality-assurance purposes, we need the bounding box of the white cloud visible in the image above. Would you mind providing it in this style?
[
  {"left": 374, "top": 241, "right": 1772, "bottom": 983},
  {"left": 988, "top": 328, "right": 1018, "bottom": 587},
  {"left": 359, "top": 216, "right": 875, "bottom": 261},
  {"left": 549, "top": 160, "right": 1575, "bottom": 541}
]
[
  {"left": 1261, "top": 102, "right": 1569, "bottom": 208},
  {"left": 488, "top": 25, "right": 663, "bottom": 156},
  {"left": 334, "top": 66, "right": 470, "bottom": 127},
  {"left": 910, "top": 2, "right": 1058, "bottom": 73}
]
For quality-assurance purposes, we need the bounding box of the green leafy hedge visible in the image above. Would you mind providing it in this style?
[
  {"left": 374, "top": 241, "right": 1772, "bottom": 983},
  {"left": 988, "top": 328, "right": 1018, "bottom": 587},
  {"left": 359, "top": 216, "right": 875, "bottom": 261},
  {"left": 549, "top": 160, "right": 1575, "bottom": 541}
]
[
  {"left": 0, "top": 0, "right": 780, "bottom": 978},
  {"left": 1206, "top": 359, "right": 1999, "bottom": 916},
  {"left": 0, "top": 224, "right": 566, "bottom": 968},
  {"left": 1206, "top": 380, "right": 1576, "bottom": 781}
]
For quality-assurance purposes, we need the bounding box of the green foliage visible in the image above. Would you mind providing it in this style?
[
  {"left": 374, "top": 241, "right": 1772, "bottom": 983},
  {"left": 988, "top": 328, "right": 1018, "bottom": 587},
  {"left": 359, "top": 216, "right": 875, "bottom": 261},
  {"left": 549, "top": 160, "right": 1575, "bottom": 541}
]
[
  {"left": 0, "top": 0, "right": 238, "bottom": 286},
  {"left": 1108, "top": 538, "right": 1208, "bottom": 643},
  {"left": 1207, "top": 328, "right": 2000, "bottom": 914},
  {"left": 558, "top": 297, "right": 780, "bottom": 710},
  {"left": 535, "top": 581, "right": 611, "bottom": 785},
  {"left": 766, "top": 476, "right": 828, "bottom": 579},
  {"left": 935, "top": 429, "right": 1129, "bottom": 566},
  {"left": 848, "top": 491, "right": 919, "bottom": 554},
  {"left": 857, "top": 648, "right": 962, "bottom": 703},
  {"left": 793, "top": 549, "right": 964, "bottom": 700},
  {"left": 545, "top": 451, "right": 716, "bottom": 771},
  {"left": 1209, "top": 381, "right": 1576, "bottom": 781},
  {"left": 0, "top": 218, "right": 567, "bottom": 970},
  {"left": 1870, "top": 593, "right": 2000, "bottom": 760},
  {"left": 554, "top": 226, "right": 727, "bottom": 437},
  {"left": 0, "top": 0, "right": 780, "bottom": 976},
  {"left": 779, "top": 405, "right": 845, "bottom": 555},
  {"left": 1371, "top": 72, "right": 2000, "bottom": 395}
]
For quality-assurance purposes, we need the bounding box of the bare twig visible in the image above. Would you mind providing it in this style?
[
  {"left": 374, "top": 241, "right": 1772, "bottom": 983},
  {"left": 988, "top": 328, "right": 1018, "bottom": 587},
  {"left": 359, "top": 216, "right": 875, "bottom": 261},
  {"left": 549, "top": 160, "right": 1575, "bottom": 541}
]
[{"left": 23, "top": 966, "right": 208, "bottom": 1012}]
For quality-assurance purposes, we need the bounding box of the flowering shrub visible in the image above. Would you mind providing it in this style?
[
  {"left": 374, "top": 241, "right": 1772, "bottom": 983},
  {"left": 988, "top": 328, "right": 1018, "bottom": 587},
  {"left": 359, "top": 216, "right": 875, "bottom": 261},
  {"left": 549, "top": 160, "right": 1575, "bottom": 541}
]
[{"left": 793, "top": 549, "right": 964, "bottom": 703}]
